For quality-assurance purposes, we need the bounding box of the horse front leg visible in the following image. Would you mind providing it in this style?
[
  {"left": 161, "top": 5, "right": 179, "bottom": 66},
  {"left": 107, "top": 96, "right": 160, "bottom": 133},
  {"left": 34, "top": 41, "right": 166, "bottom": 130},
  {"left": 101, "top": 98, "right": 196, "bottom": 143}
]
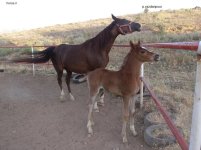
[
  {"left": 121, "top": 96, "right": 130, "bottom": 143},
  {"left": 66, "top": 70, "right": 75, "bottom": 101},
  {"left": 129, "top": 96, "right": 138, "bottom": 136}
]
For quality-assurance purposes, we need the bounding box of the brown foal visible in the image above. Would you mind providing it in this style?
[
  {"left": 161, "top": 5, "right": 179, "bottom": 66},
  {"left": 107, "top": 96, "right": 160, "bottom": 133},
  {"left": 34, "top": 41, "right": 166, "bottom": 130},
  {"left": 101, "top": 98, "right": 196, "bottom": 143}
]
[{"left": 87, "top": 41, "right": 159, "bottom": 143}]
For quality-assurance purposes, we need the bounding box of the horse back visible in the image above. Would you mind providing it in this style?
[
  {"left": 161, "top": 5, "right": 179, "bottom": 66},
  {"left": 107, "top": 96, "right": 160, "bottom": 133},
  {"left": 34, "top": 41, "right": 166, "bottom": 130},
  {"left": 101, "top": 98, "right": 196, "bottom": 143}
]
[{"left": 52, "top": 44, "right": 109, "bottom": 73}]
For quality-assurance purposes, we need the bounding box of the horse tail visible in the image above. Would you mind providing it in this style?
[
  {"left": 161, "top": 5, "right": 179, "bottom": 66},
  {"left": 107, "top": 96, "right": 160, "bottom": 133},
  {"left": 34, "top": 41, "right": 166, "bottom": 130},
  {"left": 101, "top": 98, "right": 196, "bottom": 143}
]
[{"left": 12, "top": 46, "right": 55, "bottom": 64}]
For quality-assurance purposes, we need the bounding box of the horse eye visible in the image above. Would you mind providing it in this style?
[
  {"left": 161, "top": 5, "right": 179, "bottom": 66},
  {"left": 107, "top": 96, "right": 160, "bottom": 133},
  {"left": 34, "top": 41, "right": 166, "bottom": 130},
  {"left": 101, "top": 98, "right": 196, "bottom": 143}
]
[{"left": 140, "top": 50, "right": 146, "bottom": 54}]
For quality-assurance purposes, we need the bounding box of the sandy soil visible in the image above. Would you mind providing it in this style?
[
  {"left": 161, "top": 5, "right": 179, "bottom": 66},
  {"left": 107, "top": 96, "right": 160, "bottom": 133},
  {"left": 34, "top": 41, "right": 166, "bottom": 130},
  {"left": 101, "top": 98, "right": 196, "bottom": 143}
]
[{"left": 0, "top": 73, "right": 153, "bottom": 150}]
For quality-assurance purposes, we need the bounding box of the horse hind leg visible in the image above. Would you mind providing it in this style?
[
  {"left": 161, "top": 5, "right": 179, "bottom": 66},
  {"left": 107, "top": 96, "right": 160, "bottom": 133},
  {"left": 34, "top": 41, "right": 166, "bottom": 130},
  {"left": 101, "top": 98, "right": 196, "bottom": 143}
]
[
  {"left": 51, "top": 59, "right": 65, "bottom": 102},
  {"left": 57, "top": 70, "right": 65, "bottom": 101},
  {"left": 66, "top": 70, "right": 75, "bottom": 101}
]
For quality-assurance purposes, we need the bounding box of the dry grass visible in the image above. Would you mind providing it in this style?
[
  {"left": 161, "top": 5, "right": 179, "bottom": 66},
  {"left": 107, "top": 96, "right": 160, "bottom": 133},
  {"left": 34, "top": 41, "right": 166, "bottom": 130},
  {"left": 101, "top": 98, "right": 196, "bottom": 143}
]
[
  {"left": 0, "top": 8, "right": 201, "bottom": 150},
  {"left": 0, "top": 8, "right": 200, "bottom": 46}
]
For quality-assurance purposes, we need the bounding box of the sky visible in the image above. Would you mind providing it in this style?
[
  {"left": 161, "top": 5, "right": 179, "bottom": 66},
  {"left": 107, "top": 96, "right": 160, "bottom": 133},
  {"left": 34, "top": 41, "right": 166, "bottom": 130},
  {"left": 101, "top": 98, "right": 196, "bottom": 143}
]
[{"left": 0, "top": 0, "right": 200, "bottom": 33}]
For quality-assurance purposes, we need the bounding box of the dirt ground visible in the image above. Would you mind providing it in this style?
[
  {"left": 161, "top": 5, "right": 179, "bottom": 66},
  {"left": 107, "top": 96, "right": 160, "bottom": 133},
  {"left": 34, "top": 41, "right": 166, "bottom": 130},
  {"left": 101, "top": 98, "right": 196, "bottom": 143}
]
[{"left": 0, "top": 72, "right": 154, "bottom": 150}]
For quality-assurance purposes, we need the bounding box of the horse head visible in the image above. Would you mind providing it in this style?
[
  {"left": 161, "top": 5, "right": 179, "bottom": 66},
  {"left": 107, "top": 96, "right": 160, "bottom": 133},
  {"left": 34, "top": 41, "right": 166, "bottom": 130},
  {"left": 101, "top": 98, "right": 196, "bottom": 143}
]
[{"left": 112, "top": 14, "right": 141, "bottom": 35}]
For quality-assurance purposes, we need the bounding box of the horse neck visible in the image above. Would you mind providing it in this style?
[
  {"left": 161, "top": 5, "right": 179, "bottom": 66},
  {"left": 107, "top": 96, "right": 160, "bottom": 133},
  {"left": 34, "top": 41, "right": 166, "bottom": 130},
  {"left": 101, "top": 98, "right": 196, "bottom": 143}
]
[
  {"left": 120, "top": 55, "right": 142, "bottom": 77},
  {"left": 92, "top": 22, "right": 119, "bottom": 54}
]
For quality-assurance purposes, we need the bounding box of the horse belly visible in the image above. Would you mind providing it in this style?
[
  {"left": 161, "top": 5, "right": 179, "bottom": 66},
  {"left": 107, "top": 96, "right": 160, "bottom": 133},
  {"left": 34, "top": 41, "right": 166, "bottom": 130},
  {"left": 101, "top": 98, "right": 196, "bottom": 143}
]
[{"left": 61, "top": 51, "right": 89, "bottom": 73}]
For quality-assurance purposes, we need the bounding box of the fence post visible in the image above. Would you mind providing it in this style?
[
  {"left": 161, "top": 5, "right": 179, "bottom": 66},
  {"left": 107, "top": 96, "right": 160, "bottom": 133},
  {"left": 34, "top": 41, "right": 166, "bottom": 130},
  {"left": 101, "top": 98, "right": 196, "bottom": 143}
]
[
  {"left": 31, "top": 46, "right": 35, "bottom": 76},
  {"left": 140, "top": 63, "right": 144, "bottom": 108},
  {"left": 189, "top": 41, "right": 201, "bottom": 150}
]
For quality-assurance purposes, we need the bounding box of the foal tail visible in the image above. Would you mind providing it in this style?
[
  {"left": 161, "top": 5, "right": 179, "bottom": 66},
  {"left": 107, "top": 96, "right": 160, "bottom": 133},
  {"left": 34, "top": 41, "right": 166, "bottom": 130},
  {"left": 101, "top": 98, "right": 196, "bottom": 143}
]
[{"left": 12, "top": 46, "right": 55, "bottom": 64}]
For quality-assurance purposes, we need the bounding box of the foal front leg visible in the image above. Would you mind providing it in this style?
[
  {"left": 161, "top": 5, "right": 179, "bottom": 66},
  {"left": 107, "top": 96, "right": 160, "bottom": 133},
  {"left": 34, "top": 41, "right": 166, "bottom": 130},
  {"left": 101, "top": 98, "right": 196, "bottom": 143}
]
[
  {"left": 121, "top": 97, "right": 130, "bottom": 143},
  {"left": 129, "top": 96, "right": 138, "bottom": 136}
]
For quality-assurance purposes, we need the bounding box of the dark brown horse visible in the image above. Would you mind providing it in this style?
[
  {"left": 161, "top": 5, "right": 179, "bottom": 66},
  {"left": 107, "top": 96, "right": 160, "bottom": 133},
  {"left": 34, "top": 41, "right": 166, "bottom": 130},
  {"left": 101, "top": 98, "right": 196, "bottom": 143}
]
[
  {"left": 87, "top": 41, "right": 159, "bottom": 143},
  {"left": 13, "top": 14, "right": 141, "bottom": 101}
]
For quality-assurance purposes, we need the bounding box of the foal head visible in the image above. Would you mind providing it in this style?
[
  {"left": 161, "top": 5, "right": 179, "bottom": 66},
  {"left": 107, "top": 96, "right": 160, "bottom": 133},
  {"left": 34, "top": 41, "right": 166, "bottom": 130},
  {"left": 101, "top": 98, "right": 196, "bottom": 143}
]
[
  {"left": 129, "top": 41, "right": 160, "bottom": 63},
  {"left": 112, "top": 14, "right": 141, "bottom": 35}
]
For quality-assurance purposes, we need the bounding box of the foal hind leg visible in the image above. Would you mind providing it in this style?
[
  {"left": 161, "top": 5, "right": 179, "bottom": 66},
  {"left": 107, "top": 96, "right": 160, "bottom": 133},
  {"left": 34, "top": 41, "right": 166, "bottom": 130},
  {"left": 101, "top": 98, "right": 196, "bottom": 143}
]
[
  {"left": 129, "top": 96, "right": 138, "bottom": 136},
  {"left": 98, "top": 88, "right": 105, "bottom": 106},
  {"left": 66, "top": 71, "right": 75, "bottom": 101},
  {"left": 93, "top": 88, "right": 104, "bottom": 112},
  {"left": 87, "top": 77, "right": 100, "bottom": 136},
  {"left": 87, "top": 92, "right": 98, "bottom": 136}
]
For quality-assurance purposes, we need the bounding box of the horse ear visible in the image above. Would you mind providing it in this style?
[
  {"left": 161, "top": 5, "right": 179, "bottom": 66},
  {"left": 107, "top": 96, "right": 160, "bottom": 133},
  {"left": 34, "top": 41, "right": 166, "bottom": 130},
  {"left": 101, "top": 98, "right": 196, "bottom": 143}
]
[
  {"left": 130, "top": 41, "right": 135, "bottom": 49},
  {"left": 112, "top": 14, "right": 118, "bottom": 21}
]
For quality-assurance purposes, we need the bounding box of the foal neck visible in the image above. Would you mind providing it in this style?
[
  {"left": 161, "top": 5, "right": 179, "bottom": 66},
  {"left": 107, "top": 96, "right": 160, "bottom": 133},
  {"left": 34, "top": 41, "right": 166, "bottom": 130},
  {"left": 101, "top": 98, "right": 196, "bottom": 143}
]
[{"left": 120, "top": 54, "right": 143, "bottom": 77}]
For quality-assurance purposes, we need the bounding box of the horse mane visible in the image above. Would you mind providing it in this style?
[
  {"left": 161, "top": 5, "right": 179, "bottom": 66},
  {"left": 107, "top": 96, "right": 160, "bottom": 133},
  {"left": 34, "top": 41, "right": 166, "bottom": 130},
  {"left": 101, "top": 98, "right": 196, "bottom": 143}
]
[{"left": 83, "top": 21, "right": 116, "bottom": 49}]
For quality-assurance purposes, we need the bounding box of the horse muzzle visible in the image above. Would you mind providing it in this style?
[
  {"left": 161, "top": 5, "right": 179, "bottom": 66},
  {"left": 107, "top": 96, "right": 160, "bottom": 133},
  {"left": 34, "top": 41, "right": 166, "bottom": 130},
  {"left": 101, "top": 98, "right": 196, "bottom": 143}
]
[{"left": 131, "top": 22, "right": 141, "bottom": 32}]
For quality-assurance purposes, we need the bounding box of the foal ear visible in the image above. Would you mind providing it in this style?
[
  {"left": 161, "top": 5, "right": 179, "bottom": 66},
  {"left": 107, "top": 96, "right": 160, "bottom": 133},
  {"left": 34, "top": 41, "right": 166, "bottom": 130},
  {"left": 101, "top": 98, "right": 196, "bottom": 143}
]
[
  {"left": 137, "top": 40, "right": 141, "bottom": 46},
  {"left": 112, "top": 14, "right": 118, "bottom": 21}
]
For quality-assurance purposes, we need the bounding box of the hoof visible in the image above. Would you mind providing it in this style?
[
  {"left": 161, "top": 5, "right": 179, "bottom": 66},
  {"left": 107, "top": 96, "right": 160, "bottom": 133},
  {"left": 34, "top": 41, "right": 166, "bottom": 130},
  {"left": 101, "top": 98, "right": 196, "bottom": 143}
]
[
  {"left": 88, "top": 133, "right": 93, "bottom": 138},
  {"left": 60, "top": 90, "right": 65, "bottom": 102},
  {"left": 69, "top": 93, "right": 75, "bottom": 101},
  {"left": 94, "top": 108, "right": 99, "bottom": 112},
  {"left": 122, "top": 137, "right": 128, "bottom": 143},
  {"left": 60, "top": 99, "right": 65, "bottom": 103},
  {"left": 130, "top": 125, "right": 137, "bottom": 137},
  {"left": 90, "top": 120, "right": 95, "bottom": 126},
  {"left": 97, "top": 101, "right": 104, "bottom": 107},
  {"left": 60, "top": 96, "right": 65, "bottom": 102},
  {"left": 132, "top": 131, "right": 138, "bottom": 137},
  {"left": 88, "top": 128, "right": 93, "bottom": 136}
]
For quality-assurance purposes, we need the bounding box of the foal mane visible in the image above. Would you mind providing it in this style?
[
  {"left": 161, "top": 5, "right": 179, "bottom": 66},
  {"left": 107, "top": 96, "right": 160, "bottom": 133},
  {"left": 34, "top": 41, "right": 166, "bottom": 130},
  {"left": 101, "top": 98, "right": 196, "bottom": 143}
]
[
  {"left": 120, "top": 46, "right": 134, "bottom": 69},
  {"left": 83, "top": 21, "right": 116, "bottom": 49}
]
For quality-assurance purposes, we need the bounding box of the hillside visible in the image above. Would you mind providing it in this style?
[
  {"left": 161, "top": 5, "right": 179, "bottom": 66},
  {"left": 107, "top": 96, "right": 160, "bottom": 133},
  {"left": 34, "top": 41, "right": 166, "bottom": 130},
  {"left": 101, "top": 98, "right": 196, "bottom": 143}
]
[{"left": 0, "top": 8, "right": 201, "bottom": 47}]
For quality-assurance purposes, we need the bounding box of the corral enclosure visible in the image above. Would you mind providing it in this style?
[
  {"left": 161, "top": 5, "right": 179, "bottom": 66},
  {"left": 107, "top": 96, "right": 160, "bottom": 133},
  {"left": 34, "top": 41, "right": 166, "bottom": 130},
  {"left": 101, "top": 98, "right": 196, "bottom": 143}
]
[{"left": 0, "top": 8, "right": 201, "bottom": 150}]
